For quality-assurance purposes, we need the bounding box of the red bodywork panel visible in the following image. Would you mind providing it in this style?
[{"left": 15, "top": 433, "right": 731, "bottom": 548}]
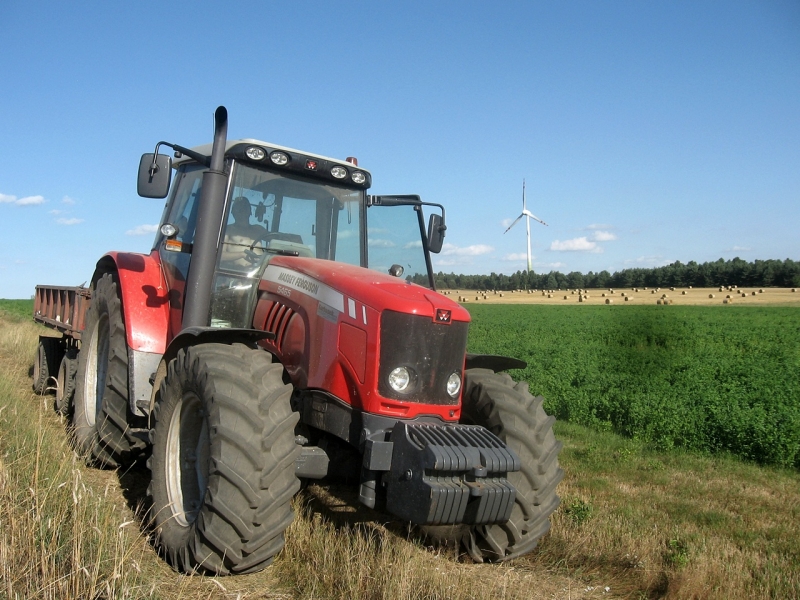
[
  {"left": 254, "top": 256, "right": 471, "bottom": 421},
  {"left": 103, "top": 251, "right": 170, "bottom": 354}
]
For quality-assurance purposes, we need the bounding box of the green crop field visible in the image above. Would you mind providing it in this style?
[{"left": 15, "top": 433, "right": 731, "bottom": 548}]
[{"left": 465, "top": 304, "right": 800, "bottom": 468}]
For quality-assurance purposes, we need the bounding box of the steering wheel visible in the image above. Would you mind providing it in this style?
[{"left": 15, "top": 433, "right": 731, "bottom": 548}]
[{"left": 242, "top": 230, "right": 274, "bottom": 264}]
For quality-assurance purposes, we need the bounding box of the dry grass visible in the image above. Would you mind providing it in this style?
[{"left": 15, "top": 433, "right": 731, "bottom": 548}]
[
  {"left": 1, "top": 307, "right": 799, "bottom": 599},
  {"left": 443, "top": 287, "right": 800, "bottom": 307}
]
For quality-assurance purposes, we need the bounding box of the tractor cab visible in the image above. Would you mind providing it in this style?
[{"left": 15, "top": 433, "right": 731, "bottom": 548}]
[{"left": 141, "top": 139, "right": 446, "bottom": 336}]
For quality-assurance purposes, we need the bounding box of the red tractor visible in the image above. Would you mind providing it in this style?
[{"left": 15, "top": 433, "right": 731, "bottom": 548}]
[{"left": 33, "top": 107, "right": 563, "bottom": 574}]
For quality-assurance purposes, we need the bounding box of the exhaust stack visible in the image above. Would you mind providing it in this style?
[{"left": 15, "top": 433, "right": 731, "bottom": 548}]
[{"left": 182, "top": 106, "right": 228, "bottom": 330}]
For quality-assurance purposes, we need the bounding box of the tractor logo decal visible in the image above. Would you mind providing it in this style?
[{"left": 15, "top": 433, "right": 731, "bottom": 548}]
[
  {"left": 263, "top": 265, "right": 344, "bottom": 313},
  {"left": 435, "top": 309, "right": 452, "bottom": 324}
]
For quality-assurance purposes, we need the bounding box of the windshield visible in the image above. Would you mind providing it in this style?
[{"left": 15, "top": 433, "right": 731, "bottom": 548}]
[
  {"left": 219, "top": 163, "right": 364, "bottom": 275},
  {"left": 210, "top": 162, "right": 364, "bottom": 327}
]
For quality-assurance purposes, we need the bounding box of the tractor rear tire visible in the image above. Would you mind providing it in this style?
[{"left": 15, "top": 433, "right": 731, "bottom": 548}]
[
  {"left": 55, "top": 348, "right": 78, "bottom": 415},
  {"left": 426, "top": 369, "right": 564, "bottom": 562},
  {"left": 72, "top": 273, "right": 147, "bottom": 467},
  {"left": 148, "top": 343, "right": 300, "bottom": 575},
  {"left": 33, "top": 336, "right": 62, "bottom": 394}
]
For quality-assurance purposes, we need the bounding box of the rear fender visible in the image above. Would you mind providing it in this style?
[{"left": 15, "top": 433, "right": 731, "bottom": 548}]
[
  {"left": 93, "top": 252, "right": 171, "bottom": 417},
  {"left": 94, "top": 251, "right": 170, "bottom": 354}
]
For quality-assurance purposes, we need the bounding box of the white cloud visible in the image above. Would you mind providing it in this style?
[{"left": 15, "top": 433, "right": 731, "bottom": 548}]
[
  {"left": 625, "top": 255, "right": 671, "bottom": 266},
  {"left": 403, "top": 240, "right": 423, "bottom": 249},
  {"left": 1, "top": 193, "right": 46, "bottom": 206},
  {"left": 591, "top": 230, "right": 617, "bottom": 242},
  {"left": 725, "top": 246, "right": 751, "bottom": 252},
  {"left": 56, "top": 217, "right": 84, "bottom": 226},
  {"left": 368, "top": 239, "right": 395, "bottom": 248},
  {"left": 440, "top": 243, "right": 493, "bottom": 257},
  {"left": 586, "top": 223, "right": 612, "bottom": 230},
  {"left": 502, "top": 252, "right": 530, "bottom": 261},
  {"left": 550, "top": 237, "right": 602, "bottom": 253},
  {"left": 501, "top": 218, "right": 513, "bottom": 229},
  {"left": 49, "top": 209, "right": 65, "bottom": 215},
  {"left": 539, "top": 261, "right": 567, "bottom": 269},
  {"left": 16, "top": 195, "right": 46, "bottom": 206},
  {"left": 125, "top": 224, "right": 159, "bottom": 236},
  {"left": 62, "top": 195, "right": 76, "bottom": 205}
]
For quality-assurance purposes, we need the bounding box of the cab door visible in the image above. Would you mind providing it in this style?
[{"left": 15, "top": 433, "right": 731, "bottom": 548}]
[{"left": 157, "top": 164, "right": 205, "bottom": 339}]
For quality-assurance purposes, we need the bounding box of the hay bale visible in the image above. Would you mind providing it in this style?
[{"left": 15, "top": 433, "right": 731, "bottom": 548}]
[
  {"left": 625, "top": 296, "right": 633, "bottom": 302},
  {"left": 688, "top": 286, "right": 693, "bottom": 289},
  {"left": 662, "top": 294, "right": 669, "bottom": 299},
  {"left": 547, "top": 294, "right": 553, "bottom": 298},
  {"left": 651, "top": 290, "right": 656, "bottom": 294},
  {"left": 670, "top": 287, "right": 675, "bottom": 291},
  {"left": 605, "top": 298, "right": 613, "bottom": 304},
  {"left": 579, "top": 296, "right": 584, "bottom": 302},
  {"left": 709, "top": 294, "right": 716, "bottom": 298},
  {"left": 635, "top": 288, "right": 640, "bottom": 292},
  {"left": 759, "top": 289, "right": 764, "bottom": 293},
  {"left": 499, "top": 293, "right": 504, "bottom": 297},
  {"left": 741, "top": 293, "right": 747, "bottom": 297},
  {"left": 656, "top": 299, "right": 663, "bottom": 305},
  {"left": 602, "top": 292, "right": 607, "bottom": 297},
  {"left": 682, "top": 291, "right": 688, "bottom": 295},
  {"left": 723, "top": 298, "right": 733, "bottom": 304},
  {"left": 793, "top": 288, "right": 797, "bottom": 292},
  {"left": 564, "top": 295, "right": 568, "bottom": 300}
]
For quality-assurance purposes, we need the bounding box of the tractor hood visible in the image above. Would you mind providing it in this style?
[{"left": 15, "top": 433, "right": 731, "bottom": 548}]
[{"left": 260, "top": 256, "right": 470, "bottom": 323}]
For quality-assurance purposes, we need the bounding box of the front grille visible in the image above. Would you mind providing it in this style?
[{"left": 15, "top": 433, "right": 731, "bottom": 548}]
[{"left": 378, "top": 310, "right": 468, "bottom": 405}]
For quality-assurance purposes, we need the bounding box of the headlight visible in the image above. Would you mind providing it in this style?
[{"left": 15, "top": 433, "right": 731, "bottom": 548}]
[
  {"left": 246, "top": 146, "right": 266, "bottom": 160},
  {"left": 270, "top": 151, "right": 289, "bottom": 165},
  {"left": 446, "top": 372, "right": 461, "bottom": 398},
  {"left": 331, "top": 166, "right": 348, "bottom": 179},
  {"left": 352, "top": 171, "right": 366, "bottom": 184},
  {"left": 388, "top": 367, "right": 411, "bottom": 392}
]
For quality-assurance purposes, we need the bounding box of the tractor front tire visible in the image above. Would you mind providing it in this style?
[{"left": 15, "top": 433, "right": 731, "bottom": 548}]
[
  {"left": 33, "top": 336, "right": 62, "bottom": 394},
  {"left": 72, "top": 273, "right": 146, "bottom": 467},
  {"left": 427, "top": 369, "right": 564, "bottom": 562},
  {"left": 148, "top": 343, "right": 300, "bottom": 575}
]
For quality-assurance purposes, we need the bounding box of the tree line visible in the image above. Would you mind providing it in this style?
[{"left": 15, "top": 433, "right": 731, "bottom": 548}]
[{"left": 413, "top": 257, "right": 800, "bottom": 291}]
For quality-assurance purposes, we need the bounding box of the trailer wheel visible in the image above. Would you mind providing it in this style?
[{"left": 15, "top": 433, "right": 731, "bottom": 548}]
[
  {"left": 33, "top": 336, "right": 62, "bottom": 394},
  {"left": 72, "top": 273, "right": 147, "bottom": 467},
  {"left": 55, "top": 348, "right": 78, "bottom": 415},
  {"left": 425, "top": 369, "right": 564, "bottom": 562},
  {"left": 148, "top": 343, "right": 300, "bottom": 575}
]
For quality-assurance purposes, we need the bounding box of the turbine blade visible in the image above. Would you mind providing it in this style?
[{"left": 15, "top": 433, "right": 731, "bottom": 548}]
[
  {"left": 528, "top": 213, "right": 548, "bottom": 226},
  {"left": 503, "top": 213, "right": 525, "bottom": 234}
]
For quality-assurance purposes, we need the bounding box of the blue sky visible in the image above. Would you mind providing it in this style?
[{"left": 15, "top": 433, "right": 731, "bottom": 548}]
[{"left": 1, "top": 1, "right": 798, "bottom": 298}]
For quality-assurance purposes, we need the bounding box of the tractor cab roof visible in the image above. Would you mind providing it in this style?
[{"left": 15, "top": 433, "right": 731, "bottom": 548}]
[{"left": 173, "top": 138, "right": 372, "bottom": 189}]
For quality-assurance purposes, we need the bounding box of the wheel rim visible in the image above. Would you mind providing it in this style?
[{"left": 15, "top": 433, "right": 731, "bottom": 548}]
[
  {"left": 165, "top": 392, "right": 210, "bottom": 528},
  {"left": 56, "top": 358, "right": 67, "bottom": 406},
  {"left": 34, "top": 344, "right": 43, "bottom": 384},
  {"left": 84, "top": 314, "right": 109, "bottom": 426}
]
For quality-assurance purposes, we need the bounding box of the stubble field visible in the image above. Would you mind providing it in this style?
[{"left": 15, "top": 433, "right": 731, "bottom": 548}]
[{"left": 443, "top": 286, "right": 800, "bottom": 307}]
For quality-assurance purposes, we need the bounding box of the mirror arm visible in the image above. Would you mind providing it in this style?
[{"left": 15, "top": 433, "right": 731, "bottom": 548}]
[{"left": 151, "top": 141, "right": 211, "bottom": 168}]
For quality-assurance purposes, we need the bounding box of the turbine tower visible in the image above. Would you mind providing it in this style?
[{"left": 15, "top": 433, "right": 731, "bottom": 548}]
[{"left": 503, "top": 179, "right": 548, "bottom": 272}]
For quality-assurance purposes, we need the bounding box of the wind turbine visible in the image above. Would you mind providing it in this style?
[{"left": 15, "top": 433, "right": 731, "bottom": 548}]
[{"left": 503, "top": 179, "right": 548, "bottom": 272}]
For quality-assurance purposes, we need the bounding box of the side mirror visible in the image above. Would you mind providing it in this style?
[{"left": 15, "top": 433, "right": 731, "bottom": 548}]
[
  {"left": 427, "top": 213, "right": 446, "bottom": 254},
  {"left": 137, "top": 153, "right": 172, "bottom": 198}
]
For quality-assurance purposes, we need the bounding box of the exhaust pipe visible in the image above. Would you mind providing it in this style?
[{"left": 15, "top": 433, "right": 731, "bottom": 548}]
[{"left": 182, "top": 106, "right": 228, "bottom": 330}]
